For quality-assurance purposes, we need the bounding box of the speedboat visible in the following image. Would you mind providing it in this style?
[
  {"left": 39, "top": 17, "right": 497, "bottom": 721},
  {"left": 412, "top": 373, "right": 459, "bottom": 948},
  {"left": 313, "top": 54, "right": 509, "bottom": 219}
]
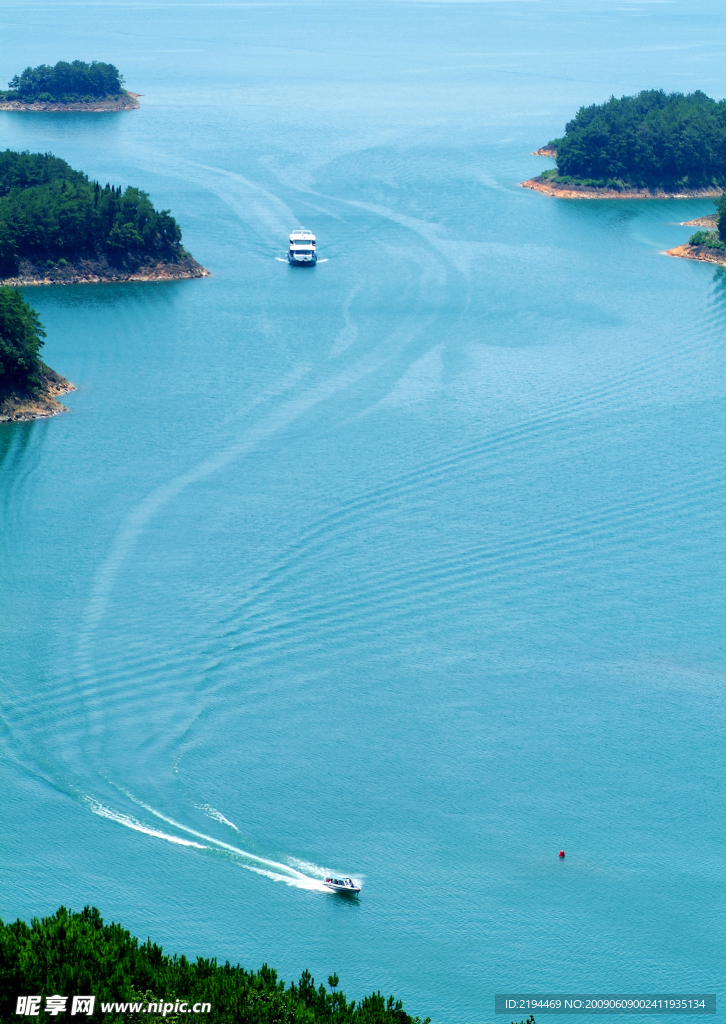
[{"left": 323, "top": 876, "right": 360, "bottom": 894}]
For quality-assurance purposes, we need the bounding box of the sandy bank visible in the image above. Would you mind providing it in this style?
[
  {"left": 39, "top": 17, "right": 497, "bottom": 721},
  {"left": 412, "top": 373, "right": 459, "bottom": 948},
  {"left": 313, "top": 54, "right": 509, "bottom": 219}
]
[
  {"left": 664, "top": 243, "right": 726, "bottom": 266},
  {"left": 0, "top": 252, "right": 209, "bottom": 287},
  {"left": 521, "top": 175, "right": 724, "bottom": 200},
  {"left": 0, "top": 367, "right": 75, "bottom": 424},
  {"left": 0, "top": 91, "right": 140, "bottom": 112}
]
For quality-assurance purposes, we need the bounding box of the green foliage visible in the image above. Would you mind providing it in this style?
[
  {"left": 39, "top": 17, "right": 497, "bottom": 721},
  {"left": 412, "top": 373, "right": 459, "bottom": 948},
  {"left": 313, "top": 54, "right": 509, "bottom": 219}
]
[
  {"left": 688, "top": 229, "right": 726, "bottom": 249},
  {"left": 554, "top": 90, "right": 726, "bottom": 187},
  {"left": 550, "top": 175, "right": 609, "bottom": 188},
  {"left": 0, "top": 150, "right": 87, "bottom": 198},
  {"left": 7, "top": 61, "right": 124, "bottom": 102},
  {"left": 715, "top": 192, "right": 726, "bottom": 238},
  {"left": 547, "top": 174, "right": 629, "bottom": 190},
  {"left": 0, "top": 150, "right": 184, "bottom": 275},
  {"left": 0, "top": 907, "right": 432, "bottom": 1024},
  {"left": 0, "top": 286, "right": 46, "bottom": 393}
]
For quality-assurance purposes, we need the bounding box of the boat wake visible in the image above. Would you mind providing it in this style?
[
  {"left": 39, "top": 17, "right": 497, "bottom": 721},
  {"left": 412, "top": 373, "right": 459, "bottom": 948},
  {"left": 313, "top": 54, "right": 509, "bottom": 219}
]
[
  {"left": 85, "top": 791, "right": 330, "bottom": 891},
  {"left": 273, "top": 256, "right": 328, "bottom": 262},
  {"left": 86, "top": 799, "right": 207, "bottom": 849},
  {"left": 196, "top": 803, "right": 240, "bottom": 831},
  {"left": 288, "top": 857, "right": 365, "bottom": 890}
]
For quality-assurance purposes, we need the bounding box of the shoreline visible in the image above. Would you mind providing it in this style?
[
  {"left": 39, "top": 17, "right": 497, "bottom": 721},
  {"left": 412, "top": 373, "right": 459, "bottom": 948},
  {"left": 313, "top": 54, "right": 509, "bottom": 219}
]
[
  {"left": 521, "top": 175, "right": 724, "bottom": 200},
  {"left": 532, "top": 146, "right": 557, "bottom": 157},
  {"left": 664, "top": 243, "right": 726, "bottom": 267},
  {"left": 0, "top": 90, "right": 140, "bottom": 112},
  {"left": 0, "top": 367, "right": 75, "bottom": 424},
  {"left": 680, "top": 213, "right": 717, "bottom": 227},
  {"left": 0, "top": 253, "right": 209, "bottom": 287}
]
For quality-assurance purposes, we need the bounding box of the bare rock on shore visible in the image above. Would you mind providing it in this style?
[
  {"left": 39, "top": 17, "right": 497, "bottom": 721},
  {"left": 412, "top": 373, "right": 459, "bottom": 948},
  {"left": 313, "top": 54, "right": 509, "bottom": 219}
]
[
  {"left": 680, "top": 213, "right": 718, "bottom": 227},
  {"left": 0, "top": 366, "right": 75, "bottom": 424},
  {"left": 0, "top": 252, "right": 209, "bottom": 287},
  {"left": 0, "top": 91, "right": 140, "bottom": 112},
  {"left": 664, "top": 243, "right": 726, "bottom": 266},
  {"left": 521, "top": 175, "right": 724, "bottom": 200},
  {"left": 532, "top": 147, "right": 558, "bottom": 157}
]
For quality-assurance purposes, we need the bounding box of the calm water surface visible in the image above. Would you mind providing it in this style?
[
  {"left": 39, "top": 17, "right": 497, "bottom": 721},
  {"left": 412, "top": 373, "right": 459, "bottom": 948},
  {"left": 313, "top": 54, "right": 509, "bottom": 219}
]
[{"left": 1, "top": 2, "right": 725, "bottom": 1021}]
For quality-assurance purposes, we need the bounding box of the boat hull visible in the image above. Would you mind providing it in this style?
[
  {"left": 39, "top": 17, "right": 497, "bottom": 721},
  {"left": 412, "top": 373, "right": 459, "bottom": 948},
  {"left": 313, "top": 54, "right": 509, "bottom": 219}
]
[{"left": 288, "top": 254, "right": 317, "bottom": 265}]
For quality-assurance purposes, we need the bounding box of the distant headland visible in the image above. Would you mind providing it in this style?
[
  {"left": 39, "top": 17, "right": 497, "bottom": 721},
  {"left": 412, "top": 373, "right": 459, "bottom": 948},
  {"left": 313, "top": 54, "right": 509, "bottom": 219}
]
[
  {"left": 0, "top": 60, "right": 139, "bottom": 112},
  {"left": 0, "top": 286, "right": 74, "bottom": 424},
  {"left": 522, "top": 175, "right": 722, "bottom": 200},
  {"left": 523, "top": 90, "right": 726, "bottom": 200},
  {"left": 665, "top": 197, "right": 726, "bottom": 266},
  {"left": 0, "top": 150, "right": 208, "bottom": 286}
]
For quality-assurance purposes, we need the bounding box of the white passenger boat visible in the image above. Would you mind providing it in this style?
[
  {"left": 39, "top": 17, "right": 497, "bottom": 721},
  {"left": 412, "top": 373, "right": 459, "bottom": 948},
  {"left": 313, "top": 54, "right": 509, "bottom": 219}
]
[
  {"left": 288, "top": 229, "right": 317, "bottom": 265},
  {"left": 323, "top": 876, "right": 360, "bottom": 894}
]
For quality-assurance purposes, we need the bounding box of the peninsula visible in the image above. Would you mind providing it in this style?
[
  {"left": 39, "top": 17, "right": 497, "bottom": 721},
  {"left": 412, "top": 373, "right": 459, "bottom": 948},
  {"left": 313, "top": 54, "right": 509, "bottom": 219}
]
[
  {"left": 523, "top": 90, "right": 726, "bottom": 199},
  {"left": 0, "top": 150, "right": 208, "bottom": 286},
  {"left": 666, "top": 195, "right": 726, "bottom": 266},
  {"left": 0, "top": 286, "right": 74, "bottom": 424},
  {"left": 0, "top": 905, "right": 433, "bottom": 1024},
  {"left": 0, "top": 60, "right": 139, "bottom": 112}
]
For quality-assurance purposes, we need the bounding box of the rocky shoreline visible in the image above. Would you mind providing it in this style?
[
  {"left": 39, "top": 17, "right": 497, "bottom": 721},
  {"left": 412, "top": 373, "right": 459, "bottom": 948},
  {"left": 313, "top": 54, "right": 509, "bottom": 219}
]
[
  {"left": 0, "top": 366, "right": 75, "bottom": 424},
  {"left": 0, "top": 252, "right": 209, "bottom": 287},
  {"left": 532, "top": 146, "right": 557, "bottom": 158},
  {"left": 664, "top": 242, "right": 726, "bottom": 267},
  {"left": 680, "top": 213, "right": 717, "bottom": 227},
  {"left": 0, "top": 91, "right": 140, "bottom": 112},
  {"left": 521, "top": 175, "right": 724, "bottom": 200}
]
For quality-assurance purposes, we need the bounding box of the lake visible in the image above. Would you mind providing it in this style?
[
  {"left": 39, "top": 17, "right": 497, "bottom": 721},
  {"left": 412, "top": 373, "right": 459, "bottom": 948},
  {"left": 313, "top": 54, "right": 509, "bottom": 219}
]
[{"left": 0, "top": 2, "right": 724, "bottom": 1021}]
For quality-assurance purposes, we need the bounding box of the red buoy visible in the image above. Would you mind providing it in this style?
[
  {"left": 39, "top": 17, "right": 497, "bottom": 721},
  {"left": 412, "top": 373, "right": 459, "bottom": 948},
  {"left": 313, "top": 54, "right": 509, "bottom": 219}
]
[{"left": 559, "top": 850, "right": 565, "bottom": 858}]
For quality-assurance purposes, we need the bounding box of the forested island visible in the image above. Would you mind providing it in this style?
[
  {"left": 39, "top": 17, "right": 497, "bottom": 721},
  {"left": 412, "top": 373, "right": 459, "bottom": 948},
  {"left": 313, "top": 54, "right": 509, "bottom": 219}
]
[
  {"left": 0, "top": 287, "right": 73, "bottom": 423},
  {"left": 0, "top": 906, "right": 432, "bottom": 1023},
  {"left": 0, "top": 150, "right": 208, "bottom": 286},
  {"left": 0, "top": 61, "right": 139, "bottom": 112},
  {"left": 523, "top": 90, "right": 726, "bottom": 198}
]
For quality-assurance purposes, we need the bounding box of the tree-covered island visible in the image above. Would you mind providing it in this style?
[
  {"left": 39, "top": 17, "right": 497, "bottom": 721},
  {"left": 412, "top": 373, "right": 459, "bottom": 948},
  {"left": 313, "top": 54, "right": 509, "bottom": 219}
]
[
  {"left": 0, "top": 286, "right": 73, "bottom": 423},
  {"left": 523, "top": 90, "right": 726, "bottom": 198},
  {"left": 0, "top": 61, "right": 139, "bottom": 111},
  {"left": 0, "top": 150, "right": 208, "bottom": 286},
  {"left": 0, "top": 906, "right": 434, "bottom": 1024}
]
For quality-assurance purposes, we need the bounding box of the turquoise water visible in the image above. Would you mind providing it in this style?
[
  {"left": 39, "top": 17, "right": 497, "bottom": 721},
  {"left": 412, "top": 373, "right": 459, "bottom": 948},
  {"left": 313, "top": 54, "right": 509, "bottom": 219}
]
[{"left": 1, "top": 2, "right": 725, "bottom": 1021}]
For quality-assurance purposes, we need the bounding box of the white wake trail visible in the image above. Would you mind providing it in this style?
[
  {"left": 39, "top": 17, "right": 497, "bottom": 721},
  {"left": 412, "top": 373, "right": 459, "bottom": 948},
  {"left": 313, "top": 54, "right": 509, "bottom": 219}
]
[
  {"left": 196, "top": 803, "right": 240, "bottom": 831},
  {"left": 88, "top": 794, "right": 329, "bottom": 890},
  {"left": 86, "top": 799, "right": 207, "bottom": 849},
  {"left": 119, "top": 789, "right": 329, "bottom": 887}
]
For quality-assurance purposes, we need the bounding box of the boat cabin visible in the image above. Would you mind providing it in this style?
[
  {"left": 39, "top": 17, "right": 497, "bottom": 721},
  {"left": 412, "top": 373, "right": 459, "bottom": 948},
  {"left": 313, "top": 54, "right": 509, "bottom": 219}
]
[{"left": 288, "top": 229, "right": 317, "bottom": 264}]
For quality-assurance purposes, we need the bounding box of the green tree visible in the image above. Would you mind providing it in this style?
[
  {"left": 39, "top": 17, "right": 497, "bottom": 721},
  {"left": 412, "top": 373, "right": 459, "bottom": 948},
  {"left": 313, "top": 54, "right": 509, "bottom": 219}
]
[
  {"left": 0, "top": 150, "right": 86, "bottom": 197},
  {"left": 0, "top": 286, "right": 46, "bottom": 393},
  {"left": 0, "top": 151, "right": 186, "bottom": 274},
  {"left": 0, "top": 906, "right": 432, "bottom": 1024},
  {"left": 553, "top": 90, "right": 726, "bottom": 187},
  {"left": 716, "top": 193, "right": 726, "bottom": 238},
  {"left": 688, "top": 228, "right": 725, "bottom": 249},
  {"left": 7, "top": 61, "right": 124, "bottom": 102}
]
